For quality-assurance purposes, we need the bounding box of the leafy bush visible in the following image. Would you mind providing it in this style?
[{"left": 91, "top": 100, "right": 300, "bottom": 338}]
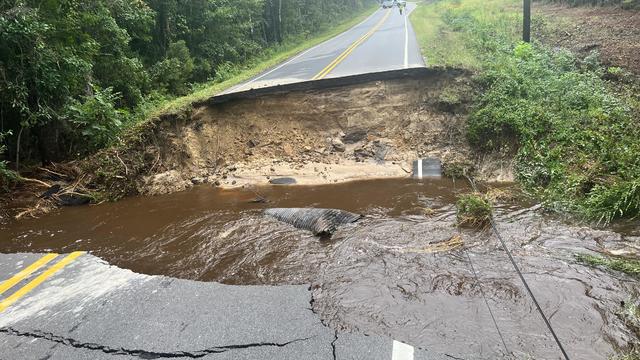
[
  {"left": 422, "top": 0, "right": 640, "bottom": 222},
  {"left": 64, "top": 86, "right": 127, "bottom": 152},
  {"left": 468, "top": 42, "right": 640, "bottom": 222},
  {"left": 150, "top": 41, "right": 194, "bottom": 95},
  {"left": 456, "top": 193, "right": 492, "bottom": 227},
  {"left": 0, "top": 131, "right": 19, "bottom": 189}
]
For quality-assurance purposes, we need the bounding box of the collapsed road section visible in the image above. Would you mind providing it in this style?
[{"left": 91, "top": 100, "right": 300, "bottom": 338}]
[
  {"left": 72, "top": 68, "right": 498, "bottom": 202},
  {"left": 0, "top": 252, "right": 441, "bottom": 360}
]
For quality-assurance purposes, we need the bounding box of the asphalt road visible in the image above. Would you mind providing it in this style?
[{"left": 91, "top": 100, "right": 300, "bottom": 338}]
[
  {"left": 0, "top": 252, "right": 446, "bottom": 359},
  {"left": 222, "top": 3, "right": 425, "bottom": 94}
]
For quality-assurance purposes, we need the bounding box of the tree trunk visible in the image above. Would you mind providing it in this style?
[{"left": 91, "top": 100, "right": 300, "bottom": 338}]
[{"left": 15, "top": 126, "right": 23, "bottom": 174}]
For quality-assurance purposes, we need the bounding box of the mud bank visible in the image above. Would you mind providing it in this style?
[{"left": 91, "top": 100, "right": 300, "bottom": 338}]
[{"left": 80, "top": 68, "right": 509, "bottom": 200}]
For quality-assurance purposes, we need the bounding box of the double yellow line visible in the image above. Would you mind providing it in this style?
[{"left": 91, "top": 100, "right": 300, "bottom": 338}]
[
  {"left": 312, "top": 9, "right": 392, "bottom": 80},
  {"left": 0, "top": 251, "right": 84, "bottom": 312}
]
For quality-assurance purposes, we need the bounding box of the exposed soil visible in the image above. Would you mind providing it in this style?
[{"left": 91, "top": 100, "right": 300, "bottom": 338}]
[
  {"left": 129, "top": 68, "right": 482, "bottom": 195},
  {"left": 4, "top": 68, "right": 514, "bottom": 220},
  {"left": 535, "top": 3, "right": 640, "bottom": 75}
]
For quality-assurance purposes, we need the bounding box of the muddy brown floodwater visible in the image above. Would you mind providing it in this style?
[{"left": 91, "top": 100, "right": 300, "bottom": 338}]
[{"left": 1, "top": 178, "right": 638, "bottom": 359}]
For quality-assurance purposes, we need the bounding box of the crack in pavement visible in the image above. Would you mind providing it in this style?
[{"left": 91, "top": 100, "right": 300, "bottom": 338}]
[
  {"left": 0, "top": 327, "right": 314, "bottom": 359},
  {"left": 330, "top": 330, "right": 338, "bottom": 360}
]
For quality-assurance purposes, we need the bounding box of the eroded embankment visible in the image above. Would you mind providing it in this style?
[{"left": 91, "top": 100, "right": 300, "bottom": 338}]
[{"left": 79, "top": 68, "right": 510, "bottom": 200}]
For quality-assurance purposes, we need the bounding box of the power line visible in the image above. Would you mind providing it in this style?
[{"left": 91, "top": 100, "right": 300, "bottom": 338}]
[
  {"left": 466, "top": 176, "right": 570, "bottom": 360},
  {"left": 462, "top": 247, "right": 510, "bottom": 355}
]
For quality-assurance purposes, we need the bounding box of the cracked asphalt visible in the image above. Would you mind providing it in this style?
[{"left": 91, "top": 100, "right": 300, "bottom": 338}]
[{"left": 0, "top": 253, "right": 444, "bottom": 359}]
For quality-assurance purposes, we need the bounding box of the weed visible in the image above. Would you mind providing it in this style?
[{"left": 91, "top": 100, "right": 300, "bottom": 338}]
[
  {"left": 610, "top": 349, "right": 640, "bottom": 360},
  {"left": 442, "top": 159, "right": 474, "bottom": 178},
  {"left": 575, "top": 253, "right": 640, "bottom": 277},
  {"left": 456, "top": 193, "right": 492, "bottom": 227}
]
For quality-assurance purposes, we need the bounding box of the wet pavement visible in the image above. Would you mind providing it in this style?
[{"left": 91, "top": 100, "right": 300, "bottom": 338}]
[
  {"left": 0, "top": 253, "right": 435, "bottom": 359},
  {"left": 1, "top": 178, "right": 639, "bottom": 359}
]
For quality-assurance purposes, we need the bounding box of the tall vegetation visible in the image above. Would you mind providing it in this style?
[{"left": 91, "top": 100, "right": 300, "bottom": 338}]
[
  {"left": 0, "top": 0, "right": 374, "bottom": 170},
  {"left": 412, "top": 0, "right": 640, "bottom": 222}
]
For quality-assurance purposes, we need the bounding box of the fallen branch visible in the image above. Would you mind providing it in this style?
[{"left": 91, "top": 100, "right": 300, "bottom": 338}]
[
  {"left": 115, "top": 151, "right": 128, "bottom": 176},
  {"left": 149, "top": 152, "right": 161, "bottom": 174},
  {"left": 20, "top": 177, "right": 52, "bottom": 188},
  {"left": 38, "top": 167, "right": 69, "bottom": 179}
]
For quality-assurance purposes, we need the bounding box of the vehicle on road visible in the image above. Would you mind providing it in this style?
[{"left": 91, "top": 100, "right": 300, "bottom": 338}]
[{"left": 381, "top": 0, "right": 394, "bottom": 9}]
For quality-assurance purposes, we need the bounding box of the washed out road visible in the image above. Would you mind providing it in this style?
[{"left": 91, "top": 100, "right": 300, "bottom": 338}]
[
  {"left": 0, "top": 5, "right": 440, "bottom": 360},
  {"left": 222, "top": 3, "right": 425, "bottom": 94}
]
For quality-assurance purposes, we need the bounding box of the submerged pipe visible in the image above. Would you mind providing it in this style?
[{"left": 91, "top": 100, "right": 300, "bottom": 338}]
[{"left": 264, "top": 208, "right": 361, "bottom": 236}]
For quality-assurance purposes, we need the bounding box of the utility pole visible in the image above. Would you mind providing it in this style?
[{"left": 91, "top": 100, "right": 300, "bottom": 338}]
[{"left": 523, "top": 0, "right": 531, "bottom": 42}]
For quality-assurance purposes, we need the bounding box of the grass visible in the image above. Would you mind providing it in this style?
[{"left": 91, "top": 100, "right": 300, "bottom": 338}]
[
  {"left": 456, "top": 193, "right": 492, "bottom": 227},
  {"left": 611, "top": 351, "right": 640, "bottom": 360},
  {"left": 410, "top": 0, "right": 640, "bottom": 222},
  {"left": 410, "top": 2, "right": 479, "bottom": 68},
  {"left": 575, "top": 253, "right": 640, "bottom": 277},
  {"left": 410, "top": 0, "right": 521, "bottom": 68},
  {"left": 148, "top": 4, "right": 379, "bottom": 118}
]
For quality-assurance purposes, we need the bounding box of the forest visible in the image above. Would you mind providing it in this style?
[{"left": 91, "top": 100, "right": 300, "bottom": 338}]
[{"left": 0, "top": 0, "right": 373, "bottom": 177}]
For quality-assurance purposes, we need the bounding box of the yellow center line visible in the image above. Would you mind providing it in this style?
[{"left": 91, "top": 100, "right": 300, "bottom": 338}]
[
  {"left": 0, "top": 251, "right": 85, "bottom": 312},
  {"left": 312, "top": 9, "right": 392, "bottom": 80},
  {"left": 0, "top": 253, "right": 59, "bottom": 295}
]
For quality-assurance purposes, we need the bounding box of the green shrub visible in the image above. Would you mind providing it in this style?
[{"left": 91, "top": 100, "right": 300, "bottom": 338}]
[
  {"left": 413, "top": 0, "right": 640, "bottom": 222},
  {"left": 150, "top": 41, "right": 194, "bottom": 96},
  {"left": 0, "top": 131, "right": 19, "bottom": 189},
  {"left": 64, "top": 86, "right": 127, "bottom": 152},
  {"left": 456, "top": 193, "right": 492, "bottom": 227},
  {"left": 468, "top": 42, "right": 639, "bottom": 222}
]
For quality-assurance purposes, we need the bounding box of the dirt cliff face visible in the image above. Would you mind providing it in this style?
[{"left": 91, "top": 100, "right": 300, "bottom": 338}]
[{"left": 81, "top": 68, "right": 511, "bottom": 198}]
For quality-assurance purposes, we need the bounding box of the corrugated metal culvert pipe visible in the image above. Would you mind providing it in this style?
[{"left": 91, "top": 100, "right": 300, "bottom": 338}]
[{"left": 264, "top": 208, "right": 362, "bottom": 236}]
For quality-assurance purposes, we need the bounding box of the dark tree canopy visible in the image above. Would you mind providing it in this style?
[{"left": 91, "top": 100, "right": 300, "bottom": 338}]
[{"left": 0, "top": 0, "right": 373, "bottom": 167}]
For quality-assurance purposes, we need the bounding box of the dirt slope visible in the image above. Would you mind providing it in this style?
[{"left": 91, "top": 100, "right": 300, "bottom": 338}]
[
  {"left": 81, "top": 68, "right": 498, "bottom": 198},
  {"left": 536, "top": 4, "right": 640, "bottom": 75}
]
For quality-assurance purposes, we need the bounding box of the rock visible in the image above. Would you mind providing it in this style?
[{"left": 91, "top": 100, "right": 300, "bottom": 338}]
[
  {"left": 40, "top": 184, "right": 62, "bottom": 199},
  {"left": 190, "top": 177, "right": 206, "bottom": 185},
  {"left": 141, "top": 170, "right": 191, "bottom": 195},
  {"left": 249, "top": 196, "right": 267, "bottom": 203},
  {"left": 269, "top": 177, "right": 297, "bottom": 185},
  {"left": 372, "top": 140, "right": 389, "bottom": 163},
  {"left": 57, "top": 192, "right": 92, "bottom": 206},
  {"left": 247, "top": 139, "right": 259, "bottom": 148},
  {"left": 283, "top": 143, "right": 294, "bottom": 157},
  {"left": 343, "top": 129, "right": 367, "bottom": 144},
  {"left": 331, "top": 138, "right": 346, "bottom": 152},
  {"left": 353, "top": 148, "right": 374, "bottom": 162}
]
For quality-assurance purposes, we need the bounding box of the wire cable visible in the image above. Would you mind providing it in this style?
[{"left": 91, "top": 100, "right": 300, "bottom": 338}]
[
  {"left": 462, "top": 247, "right": 510, "bottom": 355},
  {"left": 466, "top": 176, "right": 570, "bottom": 360}
]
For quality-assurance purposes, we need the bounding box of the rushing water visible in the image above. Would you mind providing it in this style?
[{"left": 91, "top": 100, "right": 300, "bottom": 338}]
[{"left": 1, "top": 178, "right": 638, "bottom": 359}]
